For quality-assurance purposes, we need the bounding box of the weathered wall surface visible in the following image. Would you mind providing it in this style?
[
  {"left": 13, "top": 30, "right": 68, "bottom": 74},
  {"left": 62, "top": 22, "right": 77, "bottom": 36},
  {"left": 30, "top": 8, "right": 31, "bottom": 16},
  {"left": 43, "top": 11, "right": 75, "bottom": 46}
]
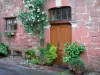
[
  {"left": 0, "top": 0, "right": 37, "bottom": 50},
  {"left": 69, "top": 0, "right": 100, "bottom": 71},
  {"left": 44, "top": 0, "right": 100, "bottom": 71}
]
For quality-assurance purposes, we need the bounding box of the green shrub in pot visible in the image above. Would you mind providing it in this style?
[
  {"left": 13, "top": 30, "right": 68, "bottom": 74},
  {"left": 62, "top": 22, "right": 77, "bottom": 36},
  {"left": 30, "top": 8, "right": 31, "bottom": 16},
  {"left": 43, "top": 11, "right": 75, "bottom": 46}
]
[
  {"left": 63, "top": 42, "right": 86, "bottom": 74},
  {"left": 69, "top": 58, "right": 85, "bottom": 75}
]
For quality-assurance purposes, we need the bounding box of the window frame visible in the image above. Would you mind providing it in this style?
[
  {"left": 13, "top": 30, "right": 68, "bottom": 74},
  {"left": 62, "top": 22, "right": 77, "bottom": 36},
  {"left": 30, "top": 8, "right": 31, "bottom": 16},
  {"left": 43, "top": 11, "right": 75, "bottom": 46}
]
[
  {"left": 5, "top": 17, "right": 17, "bottom": 32},
  {"left": 49, "top": 6, "right": 72, "bottom": 21}
]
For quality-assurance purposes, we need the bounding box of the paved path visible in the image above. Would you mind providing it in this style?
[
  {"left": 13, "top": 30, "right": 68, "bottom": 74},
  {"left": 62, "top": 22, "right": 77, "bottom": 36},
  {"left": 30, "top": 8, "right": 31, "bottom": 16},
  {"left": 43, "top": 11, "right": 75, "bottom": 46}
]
[{"left": 0, "top": 61, "right": 59, "bottom": 75}]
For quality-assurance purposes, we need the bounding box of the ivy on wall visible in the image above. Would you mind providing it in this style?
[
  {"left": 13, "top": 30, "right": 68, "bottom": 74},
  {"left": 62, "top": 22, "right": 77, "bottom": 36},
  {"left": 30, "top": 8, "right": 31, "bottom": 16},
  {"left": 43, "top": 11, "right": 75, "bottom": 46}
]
[{"left": 18, "top": 0, "right": 49, "bottom": 39}]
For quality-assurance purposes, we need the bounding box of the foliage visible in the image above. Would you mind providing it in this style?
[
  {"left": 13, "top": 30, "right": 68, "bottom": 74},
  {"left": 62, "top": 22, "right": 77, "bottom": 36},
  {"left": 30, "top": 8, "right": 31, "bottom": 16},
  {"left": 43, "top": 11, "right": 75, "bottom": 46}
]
[
  {"left": 38, "top": 43, "right": 57, "bottom": 65},
  {"left": 63, "top": 42, "right": 86, "bottom": 63},
  {"left": 44, "top": 45, "right": 57, "bottom": 64},
  {"left": 38, "top": 43, "right": 51, "bottom": 56},
  {"left": 5, "top": 31, "right": 16, "bottom": 38},
  {"left": 25, "top": 49, "right": 37, "bottom": 64},
  {"left": 31, "top": 57, "right": 41, "bottom": 64},
  {"left": 25, "top": 49, "right": 42, "bottom": 64},
  {"left": 18, "top": 0, "right": 48, "bottom": 38},
  {"left": 0, "top": 43, "right": 8, "bottom": 56},
  {"left": 25, "top": 49, "right": 35, "bottom": 61},
  {"left": 69, "top": 58, "right": 85, "bottom": 71},
  {"left": 5, "top": 32, "right": 11, "bottom": 38}
]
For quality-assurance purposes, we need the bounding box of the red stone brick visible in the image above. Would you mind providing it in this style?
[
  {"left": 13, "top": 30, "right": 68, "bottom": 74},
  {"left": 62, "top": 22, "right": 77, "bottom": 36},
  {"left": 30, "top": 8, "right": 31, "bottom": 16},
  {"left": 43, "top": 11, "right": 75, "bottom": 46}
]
[
  {"left": 80, "top": 26, "right": 88, "bottom": 36},
  {"left": 76, "top": 14, "right": 82, "bottom": 20},
  {"left": 82, "top": 13, "right": 89, "bottom": 20},
  {"left": 76, "top": 7, "right": 85, "bottom": 13},
  {"left": 81, "top": 37, "right": 92, "bottom": 44},
  {"left": 78, "top": 21, "right": 86, "bottom": 26},
  {"left": 69, "top": 0, "right": 75, "bottom": 8},
  {"left": 76, "top": 0, "right": 85, "bottom": 7},
  {"left": 89, "top": 32, "right": 99, "bottom": 37},
  {"left": 95, "top": 22, "right": 100, "bottom": 27},
  {"left": 90, "top": 11, "right": 98, "bottom": 17},
  {"left": 72, "top": 15, "right": 76, "bottom": 20},
  {"left": 95, "top": 50, "right": 100, "bottom": 57},
  {"left": 92, "top": 37, "right": 100, "bottom": 43},
  {"left": 89, "top": 27, "right": 99, "bottom": 32},
  {"left": 88, "top": 6, "right": 96, "bottom": 11},
  {"left": 62, "top": 0, "right": 69, "bottom": 6},
  {"left": 86, "top": 23, "right": 94, "bottom": 27},
  {"left": 88, "top": 47, "right": 96, "bottom": 56}
]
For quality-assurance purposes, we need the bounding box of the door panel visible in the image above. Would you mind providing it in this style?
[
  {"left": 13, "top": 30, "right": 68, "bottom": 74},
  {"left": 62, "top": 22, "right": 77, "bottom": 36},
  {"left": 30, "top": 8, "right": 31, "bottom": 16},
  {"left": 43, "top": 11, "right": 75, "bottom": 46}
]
[
  {"left": 50, "top": 26, "right": 58, "bottom": 47},
  {"left": 50, "top": 24, "right": 72, "bottom": 64},
  {"left": 59, "top": 25, "right": 72, "bottom": 50}
]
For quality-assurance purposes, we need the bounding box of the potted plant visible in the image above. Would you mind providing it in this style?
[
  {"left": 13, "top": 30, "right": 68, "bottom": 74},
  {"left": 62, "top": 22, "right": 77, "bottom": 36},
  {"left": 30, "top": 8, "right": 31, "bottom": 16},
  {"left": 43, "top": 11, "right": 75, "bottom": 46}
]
[
  {"left": 63, "top": 42, "right": 86, "bottom": 75},
  {"left": 69, "top": 58, "right": 85, "bottom": 75}
]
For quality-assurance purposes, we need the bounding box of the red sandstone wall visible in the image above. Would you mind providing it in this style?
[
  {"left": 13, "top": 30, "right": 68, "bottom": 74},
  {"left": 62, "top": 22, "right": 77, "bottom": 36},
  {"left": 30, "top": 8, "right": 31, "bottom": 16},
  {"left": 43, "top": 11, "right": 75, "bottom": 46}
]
[
  {"left": 44, "top": 0, "right": 100, "bottom": 71},
  {"left": 0, "top": 0, "right": 37, "bottom": 50},
  {"left": 69, "top": 0, "right": 100, "bottom": 71}
]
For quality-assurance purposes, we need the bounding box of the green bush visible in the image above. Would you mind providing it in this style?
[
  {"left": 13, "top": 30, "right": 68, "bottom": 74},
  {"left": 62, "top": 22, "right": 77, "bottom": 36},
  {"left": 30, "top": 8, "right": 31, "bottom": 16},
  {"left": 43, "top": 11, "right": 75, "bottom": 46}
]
[
  {"left": 25, "top": 49, "right": 35, "bottom": 57},
  {"left": 63, "top": 42, "right": 86, "bottom": 63},
  {"left": 0, "top": 43, "right": 8, "bottom": 56},
  {"left": 69, "top": 58, "right": 85, "bottom": 71},
  {"left": 25, "top": 49, "right": 35, "bottom": 64},
  {"left": 38, "top": 43, "right": 57, "bottom": 65},
  {"left": 31, "top": 57, "right": 41, "bottom": 64},
  {"left": 45, "top": 45, "right": 57, "bottom": 65}
]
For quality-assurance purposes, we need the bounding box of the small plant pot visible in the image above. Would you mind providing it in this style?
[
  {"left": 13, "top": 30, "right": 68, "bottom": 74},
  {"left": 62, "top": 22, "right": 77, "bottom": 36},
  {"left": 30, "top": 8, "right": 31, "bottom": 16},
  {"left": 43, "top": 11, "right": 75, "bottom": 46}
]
[{"left": 74, "top": 70, "right": 84, "bottom": 75}]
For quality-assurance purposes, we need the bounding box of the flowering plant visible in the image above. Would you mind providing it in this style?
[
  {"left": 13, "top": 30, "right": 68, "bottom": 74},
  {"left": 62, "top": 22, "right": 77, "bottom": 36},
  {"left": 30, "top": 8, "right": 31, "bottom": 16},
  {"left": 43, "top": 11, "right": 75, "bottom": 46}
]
[{"left": 18, "top": 0, "right": 48, "bottom": 38}]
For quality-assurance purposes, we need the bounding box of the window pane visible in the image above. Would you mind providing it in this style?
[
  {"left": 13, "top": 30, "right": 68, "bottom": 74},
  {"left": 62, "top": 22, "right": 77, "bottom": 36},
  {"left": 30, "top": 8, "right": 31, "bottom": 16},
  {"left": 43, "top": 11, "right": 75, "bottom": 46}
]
[
  {"left": 62, "top": 8, "right": 67, "bottom": 20},
  {"left": 14, "top": 19, "right": 17, "bottom": 30},
  {"left": 7, "top": 24, "right": 11, "bottom": 32},
  {"left": 7, "top": 20, "right": 12, "bottom": 25},
  {"left": 51, "top": 10, "right": 55, "bottom": 21},
  {"left": 56, "top": 9, "right": 61, "bottom": 20},
  {"left": 14, "top": 19, "right": 17, "bottom": 24},
  {"left": 50, "top": 6, "right": 71, "bottom": 21},
  {"left": 67, "top": 7, "right": 72, "bottom": 20}
]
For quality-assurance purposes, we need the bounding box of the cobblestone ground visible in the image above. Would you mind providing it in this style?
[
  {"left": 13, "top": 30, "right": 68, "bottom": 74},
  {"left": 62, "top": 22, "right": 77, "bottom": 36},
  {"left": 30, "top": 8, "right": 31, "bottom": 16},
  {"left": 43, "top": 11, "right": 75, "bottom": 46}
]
[
  {"left": 0, "top": 61, "right": 59, "bottom": 75},
  {"left": 0, "top": 56, "right": 100, "bottom": 75}
]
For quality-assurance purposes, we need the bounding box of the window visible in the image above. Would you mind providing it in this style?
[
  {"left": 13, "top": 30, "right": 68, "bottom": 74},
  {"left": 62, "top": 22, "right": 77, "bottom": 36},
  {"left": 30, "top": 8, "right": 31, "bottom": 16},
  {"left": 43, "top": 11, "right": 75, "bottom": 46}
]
[
  {"left": 5, "top": 17, "right": 17, "bottom": 32},
  {"left": 49, "top": 6, "right": 72, "bottom": 21}
]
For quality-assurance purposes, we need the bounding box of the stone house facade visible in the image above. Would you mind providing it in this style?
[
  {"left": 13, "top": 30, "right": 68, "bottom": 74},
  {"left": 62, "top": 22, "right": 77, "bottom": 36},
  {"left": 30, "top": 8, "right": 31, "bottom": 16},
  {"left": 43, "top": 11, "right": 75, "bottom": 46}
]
[{"left": 0, "top": 0, "right": 100, "bottom": 71}]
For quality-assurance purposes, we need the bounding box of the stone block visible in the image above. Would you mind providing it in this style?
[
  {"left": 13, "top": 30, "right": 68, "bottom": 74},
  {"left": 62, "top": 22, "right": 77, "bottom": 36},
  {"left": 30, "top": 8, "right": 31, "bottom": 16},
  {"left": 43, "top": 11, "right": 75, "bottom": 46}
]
[
  {"left": 81, "top": 36, "right": 91, "bottom": 44},
  {"left": 82, "top": 13, "right": 89, "bottom": 20},
  {"left": 90, "top": 11, "right": 98, "bottom": 17},
  {"left": 76, "top": 7, "right": 85, "bottom": 13},
  {"left": 88, "top": 47, "right": 96, "bottom": 56},
  {"left": 76, "top": 0, "right": 85, "bottom": 7},
  {"left": 76, "top": 14, "right": 82, "bottom": 20}
]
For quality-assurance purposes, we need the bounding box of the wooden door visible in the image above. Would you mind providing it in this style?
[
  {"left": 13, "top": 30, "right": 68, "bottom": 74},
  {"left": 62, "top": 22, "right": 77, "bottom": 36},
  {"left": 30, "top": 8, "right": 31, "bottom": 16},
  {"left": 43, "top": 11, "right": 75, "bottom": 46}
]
[{"left": 50, "top": 21, "right": 72, "bottom": 64}]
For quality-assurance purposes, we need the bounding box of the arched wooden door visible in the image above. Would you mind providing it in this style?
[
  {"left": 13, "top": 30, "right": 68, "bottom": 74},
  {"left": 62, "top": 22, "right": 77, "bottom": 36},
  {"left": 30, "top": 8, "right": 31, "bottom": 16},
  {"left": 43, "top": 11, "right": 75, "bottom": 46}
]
[{"left": 50, "top": 20, "right": 72, "bottom": 64}]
